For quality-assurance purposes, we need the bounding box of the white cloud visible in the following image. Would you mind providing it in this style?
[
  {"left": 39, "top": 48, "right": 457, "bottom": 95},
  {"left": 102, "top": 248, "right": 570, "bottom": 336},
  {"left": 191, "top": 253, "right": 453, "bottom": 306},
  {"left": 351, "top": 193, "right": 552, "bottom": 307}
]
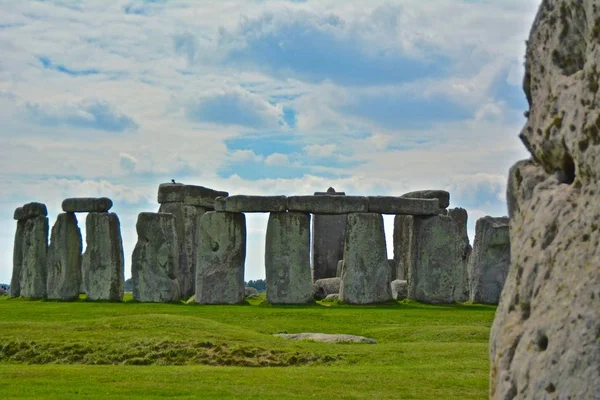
[
  {"left": 304, "top": 144, "right": 336, "bottom": 158},
  {"left": 264, "top": 153, "right": 289, "bottom": 166}
]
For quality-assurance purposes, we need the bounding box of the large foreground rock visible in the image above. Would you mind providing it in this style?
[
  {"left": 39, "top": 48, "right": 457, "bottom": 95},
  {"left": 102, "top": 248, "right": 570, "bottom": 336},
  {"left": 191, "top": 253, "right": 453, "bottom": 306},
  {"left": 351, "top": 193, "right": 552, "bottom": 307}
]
[
  {"left": 82, "top": 212, "right": 124, "bottom": 301},
  {"left": 132, "top": 213, "right": 180, "bottom": 303},
  {"left": 275, "top": 333, "right": 376, "bottom": 344},
  {"left": 158, "top": 202, "right": 208, "bottom": 299},
  {"left": 490, "top": 1, "right": 600, "bottom": 398},
  {"left": 46, "top": 213, "right": 82, "bottom": 300},
  {"left": 195, "top": 212, "right": 246, "bottom": 304},
  {"left": 468, "top": 216, "right": 510, "bottom": 305},
  {"left": 62, "top": 197, "right": 112, "bottom": 213},
  {"left": 19, "top": 216, "right": 49, "bottom": 298},
  {"left": 340, "top": 213, "right": 391, "bottom": 304},
  {"left": 265, "top": 212, "right": 313, "bottom": 304}
]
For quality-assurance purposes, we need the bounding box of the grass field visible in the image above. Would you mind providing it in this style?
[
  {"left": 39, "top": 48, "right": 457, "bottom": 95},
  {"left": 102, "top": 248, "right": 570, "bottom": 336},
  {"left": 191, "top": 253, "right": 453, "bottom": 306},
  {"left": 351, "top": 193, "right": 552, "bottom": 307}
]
[{"left": 0, "top": 295, "right": 496, "bottom": 399}]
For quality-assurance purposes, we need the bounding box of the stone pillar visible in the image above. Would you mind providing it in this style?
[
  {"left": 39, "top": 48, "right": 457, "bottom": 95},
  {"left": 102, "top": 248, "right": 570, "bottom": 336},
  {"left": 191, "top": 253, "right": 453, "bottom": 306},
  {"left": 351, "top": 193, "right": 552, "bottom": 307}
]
[
  {"left": 265, "top": 212, "right": 313, "bottom": 304},
  {"left": 311, "top": 187, "right": 346, "bottom": 281},
  {"left": 9, "top": 220, "right": 26, "bottom": 297},
  {"left": 448, "top": 208, "right": 472, "bottom": 302},
  {"left": 196, "top": 211, "right": 245, "bottom": 304},
  {"left": 132, "top": 212, "right": 180, "bottom": 303},
  {"left": 393, "top": 214, "right": 414, "bottom": 281},
  {"left": 46, "top": 213, "right": 82, "bottom": 301},
  {"left": 340, "top": 213, "right": 391, "bottom": 304},
  {"left": 468, "top": 216, "right": 510, "bottom": 305},
  {"left": 82, "top": 212, "right": 124, "bottom": 301}
]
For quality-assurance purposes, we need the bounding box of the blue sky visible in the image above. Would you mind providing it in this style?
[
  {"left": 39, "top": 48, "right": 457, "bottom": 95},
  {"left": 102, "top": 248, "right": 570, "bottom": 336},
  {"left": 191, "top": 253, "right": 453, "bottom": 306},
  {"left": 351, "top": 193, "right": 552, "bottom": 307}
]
[{"left": 0, "top": 0, "right": 539, "bottom": 283}]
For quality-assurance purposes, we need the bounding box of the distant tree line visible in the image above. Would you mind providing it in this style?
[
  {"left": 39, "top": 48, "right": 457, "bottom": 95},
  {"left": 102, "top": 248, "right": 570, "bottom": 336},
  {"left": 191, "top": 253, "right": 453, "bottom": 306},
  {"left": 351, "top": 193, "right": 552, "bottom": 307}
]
[{"left": 245, "top": 279, "right": 266, "bottom": 292}]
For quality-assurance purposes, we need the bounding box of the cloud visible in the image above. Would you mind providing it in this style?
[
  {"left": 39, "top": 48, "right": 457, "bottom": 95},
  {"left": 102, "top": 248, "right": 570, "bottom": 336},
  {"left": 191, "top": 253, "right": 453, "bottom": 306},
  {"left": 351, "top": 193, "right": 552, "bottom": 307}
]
[
  {"left": 264, "top": 153, "right": 290, "bottom": 166},
  {"left": 185, "top": 87, "right": 285, "bottom": 129},
  {"left": 304, "top": 144, "right": 336, "bottom": 158},
  {"left": 24, "top": 98, "right": 138, "bottom": 132},
  {"left": 119, "top": 153, "right": 138, "bottom": 172}
]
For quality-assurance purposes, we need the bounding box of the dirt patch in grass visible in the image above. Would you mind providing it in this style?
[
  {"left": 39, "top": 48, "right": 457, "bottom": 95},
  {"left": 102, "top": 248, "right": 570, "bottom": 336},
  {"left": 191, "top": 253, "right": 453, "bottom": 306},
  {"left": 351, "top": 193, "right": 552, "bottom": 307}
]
[{"left": 0, "top": 339, "right": 342, "bottom": 367}]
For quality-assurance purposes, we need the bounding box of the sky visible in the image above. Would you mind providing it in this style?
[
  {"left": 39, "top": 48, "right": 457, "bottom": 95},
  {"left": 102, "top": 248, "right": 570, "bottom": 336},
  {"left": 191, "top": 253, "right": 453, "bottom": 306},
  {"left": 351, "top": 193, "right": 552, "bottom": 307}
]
[{"left": 0, "top": 0, "right": 540, "bottom": 284}]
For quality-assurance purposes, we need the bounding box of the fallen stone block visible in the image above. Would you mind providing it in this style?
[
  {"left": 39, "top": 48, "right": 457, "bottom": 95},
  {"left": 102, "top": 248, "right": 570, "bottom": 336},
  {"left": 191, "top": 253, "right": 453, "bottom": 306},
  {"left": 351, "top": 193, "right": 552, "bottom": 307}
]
[
  {"left": 313, "top": 277, "right": 341, "bottom": 300},
  {"left": 62, "top": 197, "right": 113, "bottom": 213},
  {"left": 158, "top": 183, "right": 229, "bottom": 208},
  {"left": 214, "top": 195, "right": 287, "bottom": 213},
  {"left": 275, "top": 333, "right": 376, "bottom": 344},
  {"left": 367, "top": 196, "right": 439, "bottom": 215},
  {"left": 390, "top": 279, "right": 408, "bottom": 300}
]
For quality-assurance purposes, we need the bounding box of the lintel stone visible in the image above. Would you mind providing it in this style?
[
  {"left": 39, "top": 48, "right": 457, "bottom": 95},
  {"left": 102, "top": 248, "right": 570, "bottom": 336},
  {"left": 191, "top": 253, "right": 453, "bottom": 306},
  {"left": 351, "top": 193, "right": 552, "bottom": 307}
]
[
  {"left": 288, "top": 195, "right": 368, "bottom": 214},
  {"left": 14, "top": 202, "right": 47, "bottom": 220},
  {"left": 214, "top": 195, "right": 287, "bottom": 213},
  {"left": 367, "top": 196, "right": 439, "bottom": 215},
  {"left": 62, "top": 197, "right": 113, "bottom": 213},
  {"left": 158, "top": 183, "right": 228, "bottom": 208},
  {"left": 401, "top": 190, "right": 450, "bottom": 209}
]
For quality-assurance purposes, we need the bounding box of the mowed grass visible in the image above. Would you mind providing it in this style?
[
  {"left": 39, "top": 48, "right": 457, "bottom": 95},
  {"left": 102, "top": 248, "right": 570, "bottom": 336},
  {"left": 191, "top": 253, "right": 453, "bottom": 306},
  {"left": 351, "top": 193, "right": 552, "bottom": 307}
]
[{"left": 0, "top": 295, "right": 496, "bottom": 399}]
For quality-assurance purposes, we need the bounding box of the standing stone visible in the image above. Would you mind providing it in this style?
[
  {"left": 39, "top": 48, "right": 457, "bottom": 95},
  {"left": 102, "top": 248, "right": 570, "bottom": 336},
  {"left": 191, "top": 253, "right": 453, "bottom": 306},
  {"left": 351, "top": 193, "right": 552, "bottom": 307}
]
[
  {"left": 265, "top": 212, "right": 313, "bottom": 304},
  {"left": 132, "top": 213, "right": 180, "bottom": 303},
  {"left": 407, "top": 215, "right": 468, "bottom": 304},
  {"left": 312, "top": 188, "right": 346, "bottom": 280},
  {"left": 46, "top": 213, "right": 82, "bottom": 301},
  {"left": 196, "top": 212, "right": 246, "bottom": 304},
  {"left": 448, "top": 208, "right": 472, "bottom": 302},
  {"left": 82, "top": 212, "right": 124, "bottom": 301},
  {"left": 491, "top": 1, "right": 600, "bottom": 397},
  {"left": 468, "top": 216, "right": 510, "bottom": 305},
  {"left": 393, "top": 214, "right": 414, "bottom": 282},
  {"left": 9, "top": 220, "right": 26, "bottom": 297},
  {"left": 19, "top": 216, "right": 49, "bottom": 299},
  {"left": 340, "top": 213, "right": 391, "bottom": 304},
  {"left": 158, "top": 202, "right": 208, "bottom": 299}
]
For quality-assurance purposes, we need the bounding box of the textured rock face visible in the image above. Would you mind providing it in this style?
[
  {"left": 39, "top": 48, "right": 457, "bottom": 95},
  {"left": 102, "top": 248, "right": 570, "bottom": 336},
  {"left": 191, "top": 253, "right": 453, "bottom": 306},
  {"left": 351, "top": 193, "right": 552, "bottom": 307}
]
[
  {"left": 158, "top": 202, "right": 207, "bottom": 299},
  {"left": 313, "top": 277, "right": 341, "bottom": 300},
  {"left": 62, "top": 197, "right": 112, "bottom": 213},
  {"left": 390, "top": 279, "right": 408, "bottom": 300},
  {"left": 132, "top": 213, "right": 180, "bottom": 303},
  {"left": 448, "top": 208, "right": 472, "bottom": 302},
  {"left": 468, "top": 216, "right": 510, "bottom": 305},
  {"left": 9, "top": 220, "right": 26, "bottom": 297},
  {"left": 407, "top": 215, "right": 469, "bottom": 304},
  {"left": 340, "top": 213, "right": 391, "bottom": 304},
  {"left": 214, "top": 195, "right": 287, "bottom": 213},
  {"left": 19, "top": 216, "right": 49, "bottom": 298},
  {"left": 401, "top": 190, "right": 450, "bottom": 209},
  {"left": 490, "top": 1, "right": 600, "bottom": 398},
  {"left": 13, "top": 202, "right": 47, "bottom": 220},
  {"left": 393, "top": 215, "right": 413, "bottom": 282},
  {"left": 312, "top": 214, "right": 347, "bottom": 280},
  {"left": 195, "top": 212, "right": 246, "bottom": 304},
  {"left": 288, "top": 195, "right": 368, "bottom": 214},
  {"left": 158, "top": 183, "right": 228, "bottom": 208},
  {"left": 367, "top": 196, "right": 439, "bottom": 215},
  {"left": 82, "top": 213, "right": 124, "bottom": 301},
  {"left": 265, "top": 212, "right": 313, "bottom": 304},
  {"left": 46, "top": 213, "right": 82, "bottom": 300}
]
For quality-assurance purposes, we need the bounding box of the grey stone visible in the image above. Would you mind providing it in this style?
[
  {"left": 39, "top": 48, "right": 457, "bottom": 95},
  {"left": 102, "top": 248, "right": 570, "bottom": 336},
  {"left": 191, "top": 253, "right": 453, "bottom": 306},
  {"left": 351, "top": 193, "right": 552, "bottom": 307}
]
[
  {"left": 314, "top": 187, "right": 346, "bottom": 196},
  {"left": 62, "top": 197, "right": 113, "bottom": 213},
  {"left": 265, "top": 212, "right": 313, "bottom": 304},
  {"left": 388, "top": 259, "right": 396, "bottom": 281},
  {"left": 312, "top": 214, "right": 347, "bottom": 280},
  {"left": 390, "top": 280, "right": 408, "bottom": 300},
  {"left": 132, "top": 212, "right": 180, "bottom": 303},
  {"left": 214, "top": 195, "right": 287, "bottom": 213},
  {"left": 275, "top": 333, "right": 376, "bottom": 344},
  {"left": 490, "top": 2, "right": 600, "bottom": 398},
  {"left": 468, "top": 216, "right": 510, "bottom": 305},
  {"left": 367, "top": 196, "right": 439, "bottom": 215},
  {"left": 158, "top": 202, "right": 208, "bottom": 299},
  {"left": 195, "top": 212, "right": 246, "bottom": 304},
  {"left": 46, "top": 213, "right": 82, "bottom": 300},
  {"left": 9, "top": 220, "right": 26, "bottom": 297},
  {"left": 340, "top": 213, "right": 392, "bottom": 304},
  {"left": 13, "top": 202, "right": 47, "bottom": 220},
  {"left": 448, "top": 208, "right": 472, "bottom": 302},
  {"left": 19, "top": 216, "right": 48, "bottom": 299},
  {"left": 157, "top": 183, "right": 228, "bottom": 208},
  {"left": 392, "top": 215, "right": 413, "bottom": 282},
  {"left": 82, "top": 212, "right": 124, "bottom": 301},
  {"left": 407, "top": 215, "right": 470, "bottom": 304},
  {"left": 336, "top": 259, "right": 344, "bottom": 277},
  {"left": 245, "top": 286, "right": 258, "bottom": 297},
  {"left": 401, "top": 190, "right": 450, "bottom": 209},
  {"left": 312, "top": 277, "right": 341, "bottom": 300},
  {"left": 323, "top": 293, "right": 339, "bottom": 302},
  {"left": 288, "top": 195, "right": 368, "bottom": 214}
]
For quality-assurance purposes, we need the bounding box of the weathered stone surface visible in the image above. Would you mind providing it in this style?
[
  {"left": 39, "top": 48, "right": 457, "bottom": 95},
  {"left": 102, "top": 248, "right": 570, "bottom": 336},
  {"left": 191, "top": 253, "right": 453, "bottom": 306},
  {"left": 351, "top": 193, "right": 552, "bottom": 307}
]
[
  {"left": 275, "top": 333, "right": 376, "bottom": 344},
  {"left": 82, "top": 213, "right": 124, "bottom": 301},
  {"left": 214, "top": 195, "right": 287, "bottom": 213},
  {"left": 46, "top": 213, "right": 82, "bottom": 300},
  {"left": 390, "top": 279, "right": 408, "bottom": 300},
  {"left": 312, "top": 277, "right": 341, "bottom": 300},
  {"left": 340, "top": 213, "right": 391, "bottom": 304},
  {"left": 401, "top": 190, "right": 450, "bottom": 209},
  {"left": 245, "top": 286, "right": 258, "bottom": 297},
  {"left": 13, "top": 202, "right": 47, "bottom": 220},
  {"left": 336, "top": 259, "right": 344, "bottom": 277},
  {"left": 62, "top": 197, "right": 113, "bottom": 213},
  {"left": 367, "top": 196, "right": 439, "bottom": 215},
  {"left": 265, "top": 212, "right": 313, "bottom": 304},
  {"left": 312, "top": 214, "right": 347, "bottom": 280},
  {"left": 407, "top": 215, "right": 469, "bottom": 304},
  {"left": 392, "top": 215, "right": 413, "bottom": 282},
  {"left": 19, "top": 216, "right": 48, "bottom": 299},
  {"left": 288, "top": 195, "right": 368, "bottom": 214},
  {"left": 490, "top": 2, "right": 600, "bottom": 398},
  {"left": 314, "top": 187, "right": 346, "bottom": 196},
  {"left": 195, "top": 212, "right": 246, "bottom": 304},
  {"left": 132, "top": 213, "right": 180, "bottom": 303},
  {"left": 468, "top": 216, "right": 510, "bottom": 305},
  {"left": 448, "top": 208, "right": 472, "bottom": 302},
  {"left": 323, "top": 293, "right": 339, "bottom": 302},
  {"left": 158, "top": 183, "right": 228, "bottom": 208},
  {"left": 9, "top": 220, "right": 26, "bottom": 297},
  {"left": 158, "top": 202, "right": 208, "bottom": 299}
]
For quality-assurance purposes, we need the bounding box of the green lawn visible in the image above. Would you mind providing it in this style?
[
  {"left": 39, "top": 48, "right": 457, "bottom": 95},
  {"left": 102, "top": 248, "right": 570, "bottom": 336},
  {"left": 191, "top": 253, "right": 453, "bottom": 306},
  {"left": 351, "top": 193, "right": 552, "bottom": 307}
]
[{"left": 0, "top": 295, "right": 495, "bottom": 399}]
